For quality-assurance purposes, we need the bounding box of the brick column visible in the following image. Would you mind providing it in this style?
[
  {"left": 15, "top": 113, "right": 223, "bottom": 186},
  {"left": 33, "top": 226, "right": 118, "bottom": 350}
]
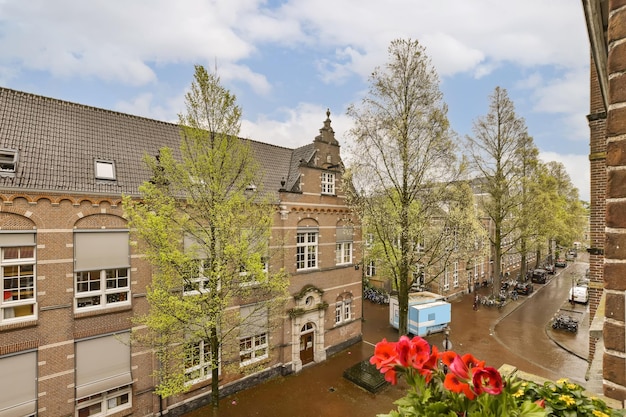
[
  {"left": 587, "top": 56, "right": 606, "bottom": 362},
  {"left": 602, "top": 0, "right": 626, "bottom": 402}
]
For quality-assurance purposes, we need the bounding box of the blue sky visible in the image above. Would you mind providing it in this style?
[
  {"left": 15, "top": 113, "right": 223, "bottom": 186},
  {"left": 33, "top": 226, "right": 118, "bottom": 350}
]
[{"left": 0, "top": 0, "right": 590, "bottom": 200}]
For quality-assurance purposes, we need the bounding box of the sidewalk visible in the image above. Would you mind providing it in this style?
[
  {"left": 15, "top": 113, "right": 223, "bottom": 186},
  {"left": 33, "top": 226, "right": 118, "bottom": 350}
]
[
  {"left": 184, "top": 263, "right": 594, "bottom": 416},
  {"left": 547, "top": 298, "right": 589, "bottom": 360}
]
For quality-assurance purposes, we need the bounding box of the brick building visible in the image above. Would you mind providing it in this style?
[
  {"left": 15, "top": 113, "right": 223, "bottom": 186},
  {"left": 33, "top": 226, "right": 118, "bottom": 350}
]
[
  {"left": 582, "top": 0, "right": 626, "bottom": 404},
  {"left": 0, "top": 87, "right": 362, "bottom": 416}
]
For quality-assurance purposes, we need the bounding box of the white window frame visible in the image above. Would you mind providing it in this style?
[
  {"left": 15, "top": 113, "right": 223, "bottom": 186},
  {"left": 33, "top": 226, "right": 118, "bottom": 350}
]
[
  {"left": 239, "top": 332, "right": 268, "bottom": 367},
  {"left": 94, "top": 159, "right": 116, "bottom": 181},
  {"left": 443, "top": 268, "right": 450, "bottom": 291},
  {"left": 75, "top": 268, "right": 130, "bottom": 310},
  {"left": 75, "top": 385, "right": 131, "bottom": 417},
  {"left": 184, "top": 338, "right": 217, "bottom": 385},
  {"left": 0, "top": 148, "right": 17, "bottom": 175},
  {"left": 335, "top": 241, "right": 352, "bottom": 265},
  {"left": 365, "top": 233, "right": 374, "bottom": 248},
  {"left": 296, "top": 231, "right": 318, "bottom": 270},
  {"left": 1, "top": 245, "right": 36, "bottom": 323},
  {"left": 184, "top": 260, "right": 211, "bottom": 295},
  {"left": 365, "top": 260, "right": 376, "bottom": 277},
  {"left": 453, "top": 262, "right": 459, "bottom": 288},
  {"left": 334, "top": 296, "right": 352, "bottom": 325},
  {"left": 343, "top": 298, "right": 352, "bottom": 321},
  {"left": 321, "top": 172, "right": 335, "bottom": 195}
]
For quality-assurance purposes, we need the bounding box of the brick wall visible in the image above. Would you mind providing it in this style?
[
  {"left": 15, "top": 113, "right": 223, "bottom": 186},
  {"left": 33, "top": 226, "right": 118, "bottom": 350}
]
[
  {"left": 601, "top": 0, "right": 626, "bottom": 402},
  {"left": 587, "top": 56, "right": 607, "bottom": 362}
]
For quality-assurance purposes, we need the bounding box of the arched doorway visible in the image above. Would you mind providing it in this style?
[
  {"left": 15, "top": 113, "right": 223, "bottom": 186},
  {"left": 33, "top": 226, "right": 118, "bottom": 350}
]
[{"left": 299, "top": 322, "right": 315, "bottom": 364}]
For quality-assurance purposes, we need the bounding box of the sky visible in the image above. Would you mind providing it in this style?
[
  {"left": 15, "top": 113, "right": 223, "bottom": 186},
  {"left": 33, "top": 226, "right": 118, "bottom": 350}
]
[{"left": 0, "top": 0, "right": 591, "bottom": 201}]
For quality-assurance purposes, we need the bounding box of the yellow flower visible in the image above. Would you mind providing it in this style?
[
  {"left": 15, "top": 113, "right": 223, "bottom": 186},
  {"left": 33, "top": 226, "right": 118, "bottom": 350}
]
[
  {"left": 556, "top": 378, "right": 569, "bottom": 384},
  {"left": 566, "top": 383, "right": 577, "bottom": 390},
  {"left": 592, "top": 410, "right": 609, "bottom": 417},
  {"left": 559, "top": 395, "right": 575, "bottom": 406},
  {"left": 513, "top": 389, "right": 524, "bottom": 398}
]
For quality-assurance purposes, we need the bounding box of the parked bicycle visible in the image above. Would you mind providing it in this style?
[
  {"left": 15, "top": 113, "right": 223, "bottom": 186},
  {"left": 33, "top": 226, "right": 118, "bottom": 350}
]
[
  {"left": 552, "top": 314, "right": 578, "bottom": 332},
  {"left": 363, "top": 287, "right": 389, "bottom": 304}
]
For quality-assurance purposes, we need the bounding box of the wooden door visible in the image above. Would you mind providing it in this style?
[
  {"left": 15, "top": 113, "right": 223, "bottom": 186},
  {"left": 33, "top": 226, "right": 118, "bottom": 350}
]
[{"left": 300, "top": 332, "right": 314, "bottom": 364}]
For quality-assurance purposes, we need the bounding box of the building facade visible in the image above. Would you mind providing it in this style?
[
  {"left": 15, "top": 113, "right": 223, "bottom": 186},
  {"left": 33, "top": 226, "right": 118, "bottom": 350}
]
[
  {"left": 582, "top": 0, "right": 626, "bottom": 404},
  {"left": 0, "top": 88, "right": 362, "bottom": 416}
]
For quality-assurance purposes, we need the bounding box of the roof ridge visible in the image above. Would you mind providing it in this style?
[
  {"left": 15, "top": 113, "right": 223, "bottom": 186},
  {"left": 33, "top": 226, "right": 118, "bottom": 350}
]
[{"left": 1, "top": 86, "right": 179, "bottom": 128}]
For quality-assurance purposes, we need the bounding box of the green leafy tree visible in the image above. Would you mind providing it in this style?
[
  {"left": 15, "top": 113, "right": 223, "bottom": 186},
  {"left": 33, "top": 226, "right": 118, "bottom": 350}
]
[
  {"left": 464, "top": 87, "right": 530, "bottom": 291},
  {"left": 347, "top": 39, "right": 478, "bottom": 335},
  {"left": 123, "top": 65, "right": 289, "bottom": 411},
  {"left": 542, "top": 161, "right": 587, "bottom": 251},
  {"left": 512, "top": 134, "right": 542, "bottom": 278}
]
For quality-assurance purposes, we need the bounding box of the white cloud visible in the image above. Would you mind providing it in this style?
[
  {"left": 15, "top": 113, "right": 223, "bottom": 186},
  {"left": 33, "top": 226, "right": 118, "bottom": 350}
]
[
  {"left": 532, "top": 69, "right": 589, "bottom": 115},
  {"left": 241, "top": 103, "right": 352, "bottom": 149},
  {"left": 540, "top": 152, "right": 590, "bottom": 202},
  {"left": 420, "top": 33, "right": 485, "bottom": 77}
]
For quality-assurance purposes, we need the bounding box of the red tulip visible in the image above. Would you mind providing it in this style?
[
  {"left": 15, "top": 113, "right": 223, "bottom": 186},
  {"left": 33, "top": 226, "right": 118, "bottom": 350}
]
[{"left": 472, "top": 367, "right": 503, "bottom": 395}]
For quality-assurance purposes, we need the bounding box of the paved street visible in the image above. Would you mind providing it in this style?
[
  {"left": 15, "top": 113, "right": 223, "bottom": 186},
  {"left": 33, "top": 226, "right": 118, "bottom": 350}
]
[{"left": 184, "top": 259, "right": 592, "bottom": 417}]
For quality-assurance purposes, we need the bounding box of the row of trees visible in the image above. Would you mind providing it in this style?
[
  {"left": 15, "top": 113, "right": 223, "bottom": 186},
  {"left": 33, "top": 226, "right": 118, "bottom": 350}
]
[
  {"left": 122, "top": 40, "right": 586, "bottom": 409},
  {"left": 347, "top": 39, "right": 586, "bottom": 335}
]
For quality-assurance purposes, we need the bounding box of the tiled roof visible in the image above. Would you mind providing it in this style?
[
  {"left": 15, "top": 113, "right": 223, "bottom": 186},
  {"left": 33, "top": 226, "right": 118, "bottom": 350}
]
[{"left": 0, "top": 87, "right": 299, "bottom": 199}]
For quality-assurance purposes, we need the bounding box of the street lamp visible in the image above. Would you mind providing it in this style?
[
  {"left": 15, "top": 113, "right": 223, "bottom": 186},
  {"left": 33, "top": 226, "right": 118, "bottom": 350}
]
[
  {"left": 442, "top": 327, "right": 452, "bottom": 374},
  {"left": 442, "top": 326, "right": 452, "bottom": 351}
]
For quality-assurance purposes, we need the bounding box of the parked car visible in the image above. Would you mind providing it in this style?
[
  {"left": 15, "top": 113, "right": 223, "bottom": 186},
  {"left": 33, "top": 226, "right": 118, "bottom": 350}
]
[
  {"left": 569, "top": 285, "right": 589, "bottom": 304},
  {"left": 515, "top": 282, "right": 534, "bottom": 295},
  {"left": 543, "top": 264, "right": 555, "bottom": 274},
  {"left": 531, "top": 269, "right": 548, "bottom": 284},
  {"left": 555, "top": 258, "right": 567, "bottom": 268}
]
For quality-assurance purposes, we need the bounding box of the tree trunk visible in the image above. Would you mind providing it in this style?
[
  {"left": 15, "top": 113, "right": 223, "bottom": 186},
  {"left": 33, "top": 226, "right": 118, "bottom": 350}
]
[{"left": 210, "top": 329, "right": 220, "bottom": 410}]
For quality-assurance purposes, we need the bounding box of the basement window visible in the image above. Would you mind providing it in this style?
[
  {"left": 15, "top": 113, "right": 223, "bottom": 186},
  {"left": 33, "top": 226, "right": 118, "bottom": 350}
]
[
  {"left": 0, "top": 149, "right": 18, "bottom": 176},
  {"left": 95, "top": 159, "right": 116, "bottom": 181}
]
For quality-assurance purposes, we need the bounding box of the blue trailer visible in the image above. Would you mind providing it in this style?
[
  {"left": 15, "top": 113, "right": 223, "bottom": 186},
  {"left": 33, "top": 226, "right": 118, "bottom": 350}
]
[{"left": 389, "top": 292, "right": 451, "bottom": 336}]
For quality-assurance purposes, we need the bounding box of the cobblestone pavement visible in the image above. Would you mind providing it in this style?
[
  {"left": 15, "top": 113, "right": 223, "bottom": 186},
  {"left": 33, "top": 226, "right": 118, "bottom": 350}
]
[{"left": 185, "top": 261, "right": 592, "bottom": 417}]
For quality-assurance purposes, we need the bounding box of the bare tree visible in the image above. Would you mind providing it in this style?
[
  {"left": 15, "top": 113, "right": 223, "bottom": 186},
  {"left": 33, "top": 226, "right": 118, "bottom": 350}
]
[{"left": 347, "top": 39, "right": 476, "bottom": 335}]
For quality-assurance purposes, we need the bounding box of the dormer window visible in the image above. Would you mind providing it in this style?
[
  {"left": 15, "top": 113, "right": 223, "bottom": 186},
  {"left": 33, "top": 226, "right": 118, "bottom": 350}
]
[
  {"left": 321, "top": 172, "right": 335, "bottom": 195},
  {"left": 0, "top": 149, "right": 17, "bottom": 176},
  {"left": 95, "top": 159, "right": 116, "bottom": 181}
]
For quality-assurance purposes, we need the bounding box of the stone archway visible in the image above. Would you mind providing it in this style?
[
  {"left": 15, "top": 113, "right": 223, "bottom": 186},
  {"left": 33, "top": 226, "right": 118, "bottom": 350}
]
[{"left": 290, "top": 286, "right": 327, "bottom": 372}]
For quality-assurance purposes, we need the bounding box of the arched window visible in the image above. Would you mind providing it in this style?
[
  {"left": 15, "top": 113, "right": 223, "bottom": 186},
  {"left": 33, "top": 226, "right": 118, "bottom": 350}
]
[{"left": 334, "top": 294, "right": 352, "bottom": 325}]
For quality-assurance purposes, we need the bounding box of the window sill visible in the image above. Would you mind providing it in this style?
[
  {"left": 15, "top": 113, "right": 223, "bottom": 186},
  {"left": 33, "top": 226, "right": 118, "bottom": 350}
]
[
  {"left": 239, "top": 356, "right": 269, "bottom": 368},
  {"left": 0, "top": 317, "right": 37, "bottom": 330},
  {"left": 295, "top": 268, "right": 320, "bottom": 274},
  {"left": 74, "top": 303, "right": 132, "bottom": 318},
  {"left": 333, "top": 319, "right": 354, "bottom": 328}
]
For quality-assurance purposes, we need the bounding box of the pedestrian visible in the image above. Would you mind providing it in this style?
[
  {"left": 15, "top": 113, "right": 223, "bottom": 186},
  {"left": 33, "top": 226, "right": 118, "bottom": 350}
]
[{"left": 473, "top": 294, "right": 478, "bottom": 311}]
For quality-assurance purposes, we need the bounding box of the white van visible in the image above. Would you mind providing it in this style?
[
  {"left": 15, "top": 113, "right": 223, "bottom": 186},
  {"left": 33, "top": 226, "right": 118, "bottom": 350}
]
[{"left": 569, "top": 285, "right": 588, "bottom": 304}]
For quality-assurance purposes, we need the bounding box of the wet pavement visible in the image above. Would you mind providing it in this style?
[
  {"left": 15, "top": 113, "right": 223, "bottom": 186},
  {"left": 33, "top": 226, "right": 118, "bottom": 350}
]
[{"left": 184, "top": 260, "right": 592, "bottom": 417}]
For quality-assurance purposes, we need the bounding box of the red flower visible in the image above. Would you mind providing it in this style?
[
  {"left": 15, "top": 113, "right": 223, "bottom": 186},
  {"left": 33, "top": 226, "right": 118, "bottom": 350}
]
[
  {"left": 370, "top": 338, "right": 397, "bottom": 373},
  {"left": 535, "top": 398, "right": 546, "bottom": 408},
  {"left": 444, "top": 372, "right": 476, "bottom": 399},
  {"left": 418, "top": 344, "right": 439, "bottom": 383},
  {"left": 383, "top": 367, "right": 398, "bottom": 385},
  {"left": 440, "top": 350, "right": 457, "bottom": 368},
  {"left": 472, "top": 366, "right": 503, "bottom": 395},
  {"left": 395, "top": 335, "right": 431, "bottom": 369}
]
